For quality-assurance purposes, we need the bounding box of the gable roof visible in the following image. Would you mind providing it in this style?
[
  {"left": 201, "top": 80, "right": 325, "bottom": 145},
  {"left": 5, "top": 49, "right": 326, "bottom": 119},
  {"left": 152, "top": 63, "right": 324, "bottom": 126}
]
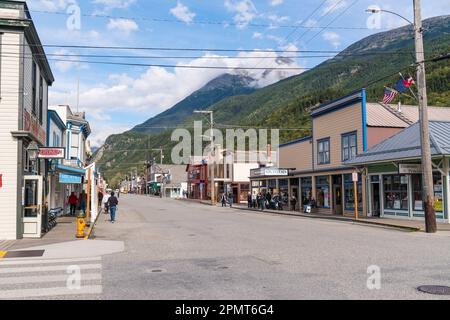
[
  {"left": 345, "top": 121, "right": 450, "bottom": 165},
  {"left": 366, "top": 103, "right": 410, "bottom": 128}
]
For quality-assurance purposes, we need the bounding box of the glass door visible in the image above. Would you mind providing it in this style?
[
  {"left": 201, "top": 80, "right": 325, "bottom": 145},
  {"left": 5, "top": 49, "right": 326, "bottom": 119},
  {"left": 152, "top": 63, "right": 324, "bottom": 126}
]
[{"left": 23, "top": 175, "right": 43, "bottom": 238}]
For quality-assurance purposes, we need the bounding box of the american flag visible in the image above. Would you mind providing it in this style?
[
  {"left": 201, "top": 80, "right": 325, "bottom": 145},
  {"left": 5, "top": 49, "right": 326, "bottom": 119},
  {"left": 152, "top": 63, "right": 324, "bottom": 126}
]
[{"left": 382, "top": 87, "right": 398, "bottom": 104}]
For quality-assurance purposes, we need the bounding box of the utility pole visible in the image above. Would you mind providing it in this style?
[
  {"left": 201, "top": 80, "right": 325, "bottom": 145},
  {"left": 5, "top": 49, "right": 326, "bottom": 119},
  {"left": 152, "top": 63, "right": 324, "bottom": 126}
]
[
  {"left": 194, "top": 110, "right": 215, "bottom": 205},
  {"left": 414, "top": 0, "right": 436, "bottom": 233}
]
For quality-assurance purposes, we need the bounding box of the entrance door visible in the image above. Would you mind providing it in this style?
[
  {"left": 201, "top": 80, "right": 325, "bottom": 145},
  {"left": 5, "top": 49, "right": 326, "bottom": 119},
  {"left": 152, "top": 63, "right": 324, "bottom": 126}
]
[
  {"left": 333, "top": 185, "right": 343, "bottom": 215},
  {"left": 23, "top": 175, "right": 43, "bottom": 238},
  {"left": 371, "top": 183, "right": 381, "bottom": 217}
]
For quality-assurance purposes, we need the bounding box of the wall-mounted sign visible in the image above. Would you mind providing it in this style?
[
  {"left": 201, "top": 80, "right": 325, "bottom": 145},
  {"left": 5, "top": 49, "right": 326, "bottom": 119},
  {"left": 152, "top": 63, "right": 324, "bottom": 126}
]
[
  {"left": 59, "top": 173, "right": 82, "bottom": 184},
  {"left": 38, "top": 147, "right": 65, "bottom": 159},
  {"left": 352, "top": 172, "right": 359, "bottom": 182},
  {"left": 399, "top": 164, "right": 422, "bottom": 174},
  {"left": 250, "top": 168, "right": 289, "bottom": 177}
]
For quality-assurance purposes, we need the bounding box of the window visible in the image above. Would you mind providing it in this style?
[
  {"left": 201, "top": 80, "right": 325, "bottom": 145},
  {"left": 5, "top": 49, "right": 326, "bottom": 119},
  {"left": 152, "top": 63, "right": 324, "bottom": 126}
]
[
  {"left": 38, "top": 76, "right": 43, "bottom": 124},
  {"left": 316, "top": 176, "right": 330, "bottom": 208},
  {"left": 342, "top": 132, "right": 357, "bottom": 161},
  {"left": 383, "top": 175, "right": 408, "bottom": 211},
  {"left": 344, "top": 174, "right": 363, "bottom": 211},
  {"left": 317, "top": 138, "right": 330, "bottom": 165},
  {"left": 70, "top": 132, "right": 79, "bottom": 159},
  {"left": 301, "top": 177, "right": 312, "bottom": 205},
  {"left": 31, "top": 62, "right": 37, "bottom": 116},
  {"left": 413, "top": 172, "right": 444, "bottom": 212}
]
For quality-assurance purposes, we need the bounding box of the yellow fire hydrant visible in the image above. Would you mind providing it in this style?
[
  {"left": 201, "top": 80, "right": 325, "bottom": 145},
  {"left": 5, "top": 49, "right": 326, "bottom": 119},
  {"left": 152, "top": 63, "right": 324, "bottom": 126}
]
[{"left": 76, "top": 211, "right": 86, "bottom": 238}]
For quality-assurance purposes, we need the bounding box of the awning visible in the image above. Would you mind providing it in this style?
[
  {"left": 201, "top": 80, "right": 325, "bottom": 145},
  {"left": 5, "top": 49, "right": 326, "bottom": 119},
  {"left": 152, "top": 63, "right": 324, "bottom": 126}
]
[{"left": 55, "top": 164, "right": 86, "bottom": 175}]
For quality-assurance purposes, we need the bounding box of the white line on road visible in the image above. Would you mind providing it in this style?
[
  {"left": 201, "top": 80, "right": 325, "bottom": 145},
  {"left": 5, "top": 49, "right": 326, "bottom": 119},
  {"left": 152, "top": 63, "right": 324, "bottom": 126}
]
[
  {"left": 0, "top": 273, "right": 102, "bottom": 285},
  {"left": 0, "top": 256, "right": 101, "bottom": 266},
  {"left": 0, "top": 285, "right": 103, "bottom": 299},
  {"left": 0, "top": 264, "right": 102, "bottom": 274}
]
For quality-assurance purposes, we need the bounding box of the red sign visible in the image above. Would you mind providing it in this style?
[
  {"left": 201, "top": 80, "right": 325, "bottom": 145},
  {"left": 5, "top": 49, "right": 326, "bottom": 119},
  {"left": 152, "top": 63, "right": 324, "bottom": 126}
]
[
  {"left": 0, "top": 174, "right": 2, "bottom": 189},
  {"left": 38, "top": 147, "right": 65, "bottom": 159},
  {"left": 23, "top": 110, "right": 46, "bottom": 145}
]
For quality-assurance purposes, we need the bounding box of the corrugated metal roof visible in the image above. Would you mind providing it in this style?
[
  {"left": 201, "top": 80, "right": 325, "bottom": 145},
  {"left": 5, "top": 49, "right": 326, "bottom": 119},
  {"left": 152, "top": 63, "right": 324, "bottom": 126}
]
[
  {"left": 397, "top": 105, "right": 450, "bottom": 123},
  {"left": 345, "top": 121, "right": 450, "bottom": 165},
  {"left": 366, "top": 103, "right": 410, "bottom": 127}
]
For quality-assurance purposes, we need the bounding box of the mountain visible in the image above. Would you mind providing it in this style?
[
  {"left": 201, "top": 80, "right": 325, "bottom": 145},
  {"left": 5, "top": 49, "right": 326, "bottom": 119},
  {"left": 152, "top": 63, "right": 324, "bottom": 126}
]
[
  {"left": 96, "top": 15, "right": 450, "bottom": 187},
  {"left": 132, "top": 73, "right": 256, "bottom": 134}
]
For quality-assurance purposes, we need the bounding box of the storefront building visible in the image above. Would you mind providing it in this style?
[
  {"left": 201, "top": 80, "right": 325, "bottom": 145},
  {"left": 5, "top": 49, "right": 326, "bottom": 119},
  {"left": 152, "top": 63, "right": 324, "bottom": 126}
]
[
  {"left": 346, "top": 121, "right": 450, "bottom": 222},
  {"left": 186, "top": 160, "right": 208, "bottom": 200},
  {"left": 250, "top": 89, "right": 450, "bottom": 217},
  {"left": 0, "top": 1, "right": 54, "bottom": 240}
]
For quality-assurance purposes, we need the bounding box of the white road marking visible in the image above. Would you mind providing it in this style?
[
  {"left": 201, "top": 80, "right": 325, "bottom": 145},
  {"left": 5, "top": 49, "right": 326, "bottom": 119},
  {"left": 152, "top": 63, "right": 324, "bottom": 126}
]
[
  {"left": 0, "top": 256, "right": 101, "bottom": 266},
  {"left": 0, "top": 264, "right": 102, "bottom": 274},
  {"left": 0, "top": 285, "right": 103, "bottom": 299},
  {"left": 0, "top": 273, "right": 102, "bottom": 285}
]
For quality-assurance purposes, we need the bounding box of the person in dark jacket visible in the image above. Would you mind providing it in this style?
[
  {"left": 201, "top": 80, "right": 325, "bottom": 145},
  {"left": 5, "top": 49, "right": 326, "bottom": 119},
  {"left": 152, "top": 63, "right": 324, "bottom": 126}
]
[
  {"left": 247, "top": 193, "right": 252, "bottom": 208},
  {"left": 108, "top": 192, "right": 119, "bottom": 223}
]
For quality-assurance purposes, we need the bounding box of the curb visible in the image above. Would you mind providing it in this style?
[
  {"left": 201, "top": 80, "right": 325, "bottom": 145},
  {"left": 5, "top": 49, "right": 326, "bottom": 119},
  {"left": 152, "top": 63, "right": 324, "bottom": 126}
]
[{"left": 233, "top": 206, "right": 421, "bottom": 232}]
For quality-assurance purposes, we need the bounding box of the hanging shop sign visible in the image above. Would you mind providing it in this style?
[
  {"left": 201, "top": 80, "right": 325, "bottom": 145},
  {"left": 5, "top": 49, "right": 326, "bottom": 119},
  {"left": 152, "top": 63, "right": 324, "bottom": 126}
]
[
  {"left": 250, "top": 168, "right": 289, "bottom": 177},
  {"left": 59, "top": 173, "right": 82, "bottom": 184},
  {"left": 38, "top": 147, "right": 66, "bottom": 159},
  {"left": 399, "top": 164, "right": 422, "bottom": 174}
]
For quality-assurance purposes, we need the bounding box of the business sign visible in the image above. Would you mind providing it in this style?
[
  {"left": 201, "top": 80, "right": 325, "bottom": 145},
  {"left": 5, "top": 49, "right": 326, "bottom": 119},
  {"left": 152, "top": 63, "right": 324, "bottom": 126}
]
[
  {"left": 38, "top": 147, "right": 65, "bottom": 159},
  {"left": 399, "top": 164, "right": 422, "bottom": 174},
  {"left": 250, "top": 168, "right": 289, "bottom": 177},
  {"left": 59, "top": 173, "right": 82, "bottom": 184}
]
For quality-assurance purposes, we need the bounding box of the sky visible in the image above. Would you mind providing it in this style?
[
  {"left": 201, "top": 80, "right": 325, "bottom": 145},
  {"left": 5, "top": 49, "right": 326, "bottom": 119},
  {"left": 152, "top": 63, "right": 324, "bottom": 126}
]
[{"left": 26, "top": 0, "right": 450, "bottom": 147}]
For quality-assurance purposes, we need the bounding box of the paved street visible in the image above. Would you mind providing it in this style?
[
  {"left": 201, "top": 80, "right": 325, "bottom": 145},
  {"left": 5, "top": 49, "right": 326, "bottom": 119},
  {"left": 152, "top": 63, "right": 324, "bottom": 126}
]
[
  {"left": 3, "top": 194, "right": 450, "bottom": 300},
  {"left": 92, "top": 195, "right": 450, "bottom": 300}
]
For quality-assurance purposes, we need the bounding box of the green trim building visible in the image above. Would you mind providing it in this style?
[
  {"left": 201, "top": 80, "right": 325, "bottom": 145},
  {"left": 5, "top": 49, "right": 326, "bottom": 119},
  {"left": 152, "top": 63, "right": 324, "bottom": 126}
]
[{"left": 346, "top": 121, "right": 450, "bottom": 222}]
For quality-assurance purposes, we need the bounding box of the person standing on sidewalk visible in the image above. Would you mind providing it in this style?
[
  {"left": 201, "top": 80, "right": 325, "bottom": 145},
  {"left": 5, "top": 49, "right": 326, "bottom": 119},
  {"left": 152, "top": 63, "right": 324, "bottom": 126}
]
[
  {"left": 98, "top": 191, "right": 103, "bottom": 208},
  {"left": 228, "top": 192, "right": 234, "bottom": 208},
  {"left": 102, "top": 191, "right": 111, "bottom": 215},
  {"left": 220, "top": 193, "right": 227, "bottom": 207},
  {"left": 68, "top": 192, "right": 78, "bottom": 216},
  {"left": 247, "top": 193, "right": 252, "bottom": 208},
  {"left": 251, "top": 191, "right": 257, "bottom": 208},
  {"left": 79, "top": 190, "right": 87, "bottom": 214},
  {"left": 108, "top": 192, "right": 119, "bottom": 223}
]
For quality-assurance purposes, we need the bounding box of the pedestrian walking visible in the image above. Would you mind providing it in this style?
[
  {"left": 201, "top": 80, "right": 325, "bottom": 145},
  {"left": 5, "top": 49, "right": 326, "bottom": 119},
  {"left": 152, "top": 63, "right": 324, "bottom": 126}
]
[
  {"left": 68, "top": 192, "right": 78, "bottom": 216},
  {"left": 108, "top": 192, "right": 119, "bottom": 223},
  {"left": 247, "top": 193, "right": 252, "bottom": 208},
  {"left": 79, "top": 190, "right": 87, "bottom": 214},
  {"left": 228, "top": 192, "right": 234, "bottom": 208},
  {"left": 102, "top": 191, "right": 111, "bottom": 215},
  {"left": 291, "top": 195, "right": 297, "bottom": 211},
  {"left": 258, "top": 192, "right": 264, "bottom": 211},
  {"left": 220, "top": 193, "right": 227, "bottom": 207}
]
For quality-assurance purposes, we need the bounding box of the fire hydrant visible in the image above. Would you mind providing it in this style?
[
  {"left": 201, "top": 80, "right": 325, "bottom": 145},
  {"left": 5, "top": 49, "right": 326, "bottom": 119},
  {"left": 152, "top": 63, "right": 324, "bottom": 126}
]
[{"left": 76, "top": 211, "right": 86, "bottom": 238}]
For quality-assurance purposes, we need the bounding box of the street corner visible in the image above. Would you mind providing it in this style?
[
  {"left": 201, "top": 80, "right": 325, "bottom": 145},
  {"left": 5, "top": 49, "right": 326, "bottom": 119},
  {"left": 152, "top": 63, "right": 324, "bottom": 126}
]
[{"left": 7, "top": 240, "right": 125, "bottom": 260}]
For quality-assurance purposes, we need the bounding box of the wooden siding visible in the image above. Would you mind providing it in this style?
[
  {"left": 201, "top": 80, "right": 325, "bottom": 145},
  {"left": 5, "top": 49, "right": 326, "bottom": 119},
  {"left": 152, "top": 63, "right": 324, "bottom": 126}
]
[
  {"left": 0, "top": 32, "right": 21, "bottom": 239},
  {"left": 313, "top": 102, "right": 363, "bottom": 169},
  {"left": 279, "top": 140, "right": 312, "bottom": 171}
]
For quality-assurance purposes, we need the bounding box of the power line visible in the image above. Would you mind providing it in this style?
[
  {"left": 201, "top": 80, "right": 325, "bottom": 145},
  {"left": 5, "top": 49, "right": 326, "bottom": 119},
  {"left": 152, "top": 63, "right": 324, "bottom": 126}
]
[{"left": 27, "top": 8, "right": 380, "bottom": 31}]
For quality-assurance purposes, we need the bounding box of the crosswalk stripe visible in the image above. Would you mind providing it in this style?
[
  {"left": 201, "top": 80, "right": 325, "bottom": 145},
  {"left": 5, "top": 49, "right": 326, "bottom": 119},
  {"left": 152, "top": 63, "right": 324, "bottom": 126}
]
[
  {"left": 0, "top": 285, "right": 103, "bottom": 299},
  {"left": 0, "top": 256, "right": 101, "bottom": 266},
  {"left": 0, "top": 273, "right": 102, "bottom": 285},
  {"left": 0, "top": 264, "right": 102, "bottom": 274}
]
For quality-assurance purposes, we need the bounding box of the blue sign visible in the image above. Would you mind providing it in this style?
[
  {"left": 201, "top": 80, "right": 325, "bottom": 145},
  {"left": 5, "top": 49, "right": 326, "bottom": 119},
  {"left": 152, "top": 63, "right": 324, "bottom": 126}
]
[{"left": 59, "top": 173, "right": 82, "bottom": 184}]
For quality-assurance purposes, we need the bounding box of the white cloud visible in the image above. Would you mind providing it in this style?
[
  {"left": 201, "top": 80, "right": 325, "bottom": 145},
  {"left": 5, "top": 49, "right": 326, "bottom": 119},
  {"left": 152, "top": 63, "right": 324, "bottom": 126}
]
[
  {"left": 267, "top": 14, "right": 290, "bottom": 25},
  {"left": 27, "top": 0, "right": 67, "bottom": 11},
  {"left": 52, "top": 49, "right": 90, "bottom": 73},
  {"left": 322, "top": 31, "right": 341, "bottom": 48},
  {"left": 269, "top": 0, "right": 283, "bottom": 6},
  {"left": 224, "top": 0, "right": 258, "bottom": 29},
  {"left": 322, "top": 0, "right": 348, "bottom": 15},
  {"left": 170, "top": 1, "right": 196, "bottom": 24},
  {"left": 107, "top": 18, "right": 139, "bottom": 34},
  {"left": 92, "top": 0, "right": 136, "bottom": 13},
  {"left": 252, "top": 32, "right": 263, "bottom": 39},
  {"left": 49, "top": 51, "right": 304, "bottom": 146}
]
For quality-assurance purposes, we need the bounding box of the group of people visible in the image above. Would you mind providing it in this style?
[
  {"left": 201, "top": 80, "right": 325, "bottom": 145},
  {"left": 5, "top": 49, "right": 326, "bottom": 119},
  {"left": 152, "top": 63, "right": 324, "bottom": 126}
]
[
  {"left": 220, "top": 193, "right": 235, "bottom": 207},
  {"left": 66, "top": 189, "right": 119, "bottom": 223},
  {"left": 99, "top": 191, "right": 119, "bottom": 223},
  {"left": 247, "top": 191, "right": 297, "bottom": 211}
]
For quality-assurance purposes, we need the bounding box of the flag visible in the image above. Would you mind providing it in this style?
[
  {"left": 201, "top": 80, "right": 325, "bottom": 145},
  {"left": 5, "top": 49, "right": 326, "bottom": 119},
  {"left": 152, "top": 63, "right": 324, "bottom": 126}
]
[
  {"left": 383, "top": 87, "right": 398, "bottom": 104},
  {"left": 394, "top": 76, "right": 415, "bottom": 93}
]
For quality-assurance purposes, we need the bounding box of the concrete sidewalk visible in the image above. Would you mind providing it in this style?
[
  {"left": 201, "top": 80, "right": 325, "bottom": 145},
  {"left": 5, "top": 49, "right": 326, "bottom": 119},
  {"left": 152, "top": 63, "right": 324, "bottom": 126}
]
[{"left": 232, "top": 204, "right": 450, "bottom": 232}]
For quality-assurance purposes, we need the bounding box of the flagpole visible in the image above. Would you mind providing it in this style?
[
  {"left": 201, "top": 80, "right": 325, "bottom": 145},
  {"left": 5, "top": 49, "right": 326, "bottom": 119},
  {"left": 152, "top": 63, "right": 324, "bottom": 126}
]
[{"left": 399, "top": 72, "right": 418, "bottom": 101}]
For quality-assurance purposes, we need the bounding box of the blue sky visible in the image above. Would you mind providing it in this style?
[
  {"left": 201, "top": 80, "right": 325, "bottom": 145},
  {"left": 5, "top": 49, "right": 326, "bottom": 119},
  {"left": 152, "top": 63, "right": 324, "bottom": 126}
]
[{"left": 26, "top": 0, "right": 450, "bottom": 146}]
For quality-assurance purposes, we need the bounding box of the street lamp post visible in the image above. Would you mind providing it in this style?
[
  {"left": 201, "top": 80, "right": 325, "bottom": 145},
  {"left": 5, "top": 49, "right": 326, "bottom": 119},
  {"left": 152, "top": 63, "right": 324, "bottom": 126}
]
[
  {"left": 366, "top": 0, "right": 437, "bottom": 233},
  {"left": 27, "top": 142, "right": 40, "bottom": 174}
]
